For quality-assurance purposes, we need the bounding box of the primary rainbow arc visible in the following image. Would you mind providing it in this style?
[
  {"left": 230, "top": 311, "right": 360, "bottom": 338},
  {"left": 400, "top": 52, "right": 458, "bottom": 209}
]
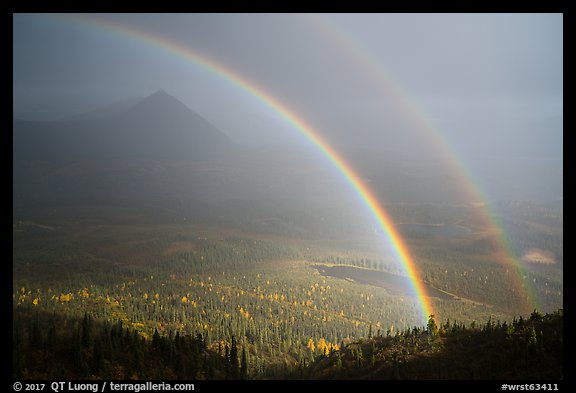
[{"left": 55, "top": 14, "right": 435, "bottom": 324}]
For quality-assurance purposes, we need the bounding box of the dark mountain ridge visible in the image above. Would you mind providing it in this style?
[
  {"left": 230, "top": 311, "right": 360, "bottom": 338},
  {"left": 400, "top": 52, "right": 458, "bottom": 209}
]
[{"left": 13, "top": 90, "right": 233, "bottom": 161}]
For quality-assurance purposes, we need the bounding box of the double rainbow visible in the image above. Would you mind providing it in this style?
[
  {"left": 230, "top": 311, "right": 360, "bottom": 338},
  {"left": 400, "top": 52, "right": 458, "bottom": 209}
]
[{"left": 308, "top": 14, "right": 537, "bottom": 313}]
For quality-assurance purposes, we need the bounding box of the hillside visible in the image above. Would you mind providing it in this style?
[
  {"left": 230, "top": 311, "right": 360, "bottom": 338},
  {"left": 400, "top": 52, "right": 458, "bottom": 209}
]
[
  {"left": 299, "top": 310, "right": 563, "bottom": 380},
  {"left": 13, "top": 307, "right": 562, "bottom": 380}
]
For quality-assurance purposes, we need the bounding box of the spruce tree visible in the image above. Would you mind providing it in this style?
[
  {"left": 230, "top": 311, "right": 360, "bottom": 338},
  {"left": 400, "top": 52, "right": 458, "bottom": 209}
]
[
  {"left": 240, "top": 346, "right": 248, "bottom": 379},
  {"left": 427, "top": 315, "right": 438, "bottom": 338},
  {"left": 230, "top": 336, "right": 239, "bottom": 379},
  {"left": 81, "top": 313, "right": 92, "bottom": 348}
]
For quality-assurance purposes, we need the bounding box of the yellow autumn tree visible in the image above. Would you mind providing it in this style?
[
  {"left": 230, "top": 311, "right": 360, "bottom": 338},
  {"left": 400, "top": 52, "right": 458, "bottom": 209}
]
[
  {"left": 80, "top": 288, "right": 90, "bottom": 299},
  {"left": 317, "top": 338, "right": 327, "bottom": 355},
  {"left": 307, "top": 338, "right": 315, "bottom": 352},
  {"left": 59, "top": 293, "right": 73, "bottom": 303}
]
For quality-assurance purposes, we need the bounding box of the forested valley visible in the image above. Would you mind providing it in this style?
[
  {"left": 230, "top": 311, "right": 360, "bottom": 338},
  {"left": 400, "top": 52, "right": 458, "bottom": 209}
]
[{"left": 13, "top": 218, "right": 563, "bottom": 379}]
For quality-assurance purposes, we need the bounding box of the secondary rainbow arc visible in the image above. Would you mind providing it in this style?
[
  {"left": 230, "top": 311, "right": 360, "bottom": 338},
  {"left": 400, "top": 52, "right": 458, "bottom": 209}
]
[{"left": 306, "top": 14, "right": 538, "bottom": 313}]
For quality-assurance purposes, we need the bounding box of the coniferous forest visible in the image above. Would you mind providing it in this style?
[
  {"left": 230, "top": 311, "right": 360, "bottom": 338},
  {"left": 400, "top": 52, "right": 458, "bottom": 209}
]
[
  {"left": 13, "top": 226, "right": 563, "bottom": 380},
  {"left": 13, "top": 302, "right": 563, "bottom": 380}
]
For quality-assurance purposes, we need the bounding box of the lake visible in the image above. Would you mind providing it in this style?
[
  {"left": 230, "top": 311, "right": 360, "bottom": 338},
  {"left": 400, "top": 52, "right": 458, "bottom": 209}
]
[{"left": 312, "top": 264, "right": 454, "bottom": 300}]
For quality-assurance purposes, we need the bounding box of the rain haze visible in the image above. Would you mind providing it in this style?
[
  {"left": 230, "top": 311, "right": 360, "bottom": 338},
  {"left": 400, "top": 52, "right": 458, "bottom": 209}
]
[
  {"left": 14, "top": 14, "right": 561, "bottom": 146},
  {"left": 13, "top": 13, "right": 563, "bottom": 380}
]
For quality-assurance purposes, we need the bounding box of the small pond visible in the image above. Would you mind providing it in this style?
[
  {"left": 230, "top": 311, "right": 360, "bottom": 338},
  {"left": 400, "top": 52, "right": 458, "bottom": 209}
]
[{"left": 313, "top": 265, "right": 454, "bottom": 300}]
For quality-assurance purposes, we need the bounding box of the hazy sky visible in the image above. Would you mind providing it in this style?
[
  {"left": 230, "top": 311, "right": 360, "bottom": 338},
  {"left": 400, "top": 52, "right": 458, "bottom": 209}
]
[{"left": 13, "top": 13, "right": 562, "bottom": 154}]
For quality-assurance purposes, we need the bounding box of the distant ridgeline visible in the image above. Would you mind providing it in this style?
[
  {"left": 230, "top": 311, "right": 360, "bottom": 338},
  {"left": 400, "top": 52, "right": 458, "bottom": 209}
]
[
  {"left": 13, "top": 90, "right": 233, "bottom": 161},
  {"left": 13, "top": 307, "right": 562, "bottom": 380}
]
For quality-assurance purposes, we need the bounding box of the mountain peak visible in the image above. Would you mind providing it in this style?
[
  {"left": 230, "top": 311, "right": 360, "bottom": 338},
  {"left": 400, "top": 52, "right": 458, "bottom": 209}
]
[
  {"left": 14, "top": 90, "right": 233, "bottom": 161},
  {"left": 134, "top": 89, "right": 185, "bottom": 110},
  {"left": 124, "top": 90, "right": 184, "bottom": 115},
  {"left": 59, "top": 90, "right": 181, "bottom": 122},
  {"left": 145, "top": 89, "right": 171, "bottom": 100}
]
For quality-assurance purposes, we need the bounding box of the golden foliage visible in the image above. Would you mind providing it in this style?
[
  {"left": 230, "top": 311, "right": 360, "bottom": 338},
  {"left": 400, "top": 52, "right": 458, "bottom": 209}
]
[
  {"left": 306, "top": 338, "right": 315, "bottom": 352},
  {"left": 59, "top": 293, "right": 73, "bottom": 303}
]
